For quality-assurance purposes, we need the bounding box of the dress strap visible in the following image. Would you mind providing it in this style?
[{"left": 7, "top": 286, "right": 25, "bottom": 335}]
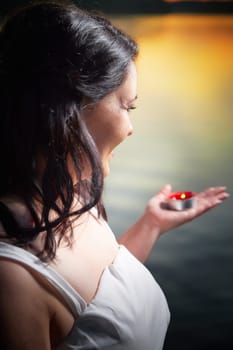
[{"left": 0, "top": 242, "right": 86, "bottom": 317}]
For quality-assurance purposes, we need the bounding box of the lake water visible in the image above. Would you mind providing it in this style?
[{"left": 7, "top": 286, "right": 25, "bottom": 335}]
[{"left": 104, "top": 14, "right": 233, "bottom": 350}]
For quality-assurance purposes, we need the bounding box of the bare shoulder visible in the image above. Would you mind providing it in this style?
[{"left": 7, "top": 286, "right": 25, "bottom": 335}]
[
  {"left": 0, "top": 258, "right": 51, "bottom": 350},
  {"left": 0, "top": 257, "right": 50, "bottom": 300}
]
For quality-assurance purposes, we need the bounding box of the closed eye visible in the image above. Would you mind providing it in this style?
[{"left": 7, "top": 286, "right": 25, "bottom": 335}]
[{"left": 127, "top": 106, "right": 136, "bottom": 112}]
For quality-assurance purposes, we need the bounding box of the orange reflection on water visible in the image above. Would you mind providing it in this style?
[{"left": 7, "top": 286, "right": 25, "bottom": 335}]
[{"left": 113, "top": 15, "right": 233, "bottom": 146}]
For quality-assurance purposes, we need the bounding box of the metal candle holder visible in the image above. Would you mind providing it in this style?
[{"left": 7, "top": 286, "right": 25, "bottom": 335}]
[{"left": 167, "top": 191, "right": 196, "bottom": 211}]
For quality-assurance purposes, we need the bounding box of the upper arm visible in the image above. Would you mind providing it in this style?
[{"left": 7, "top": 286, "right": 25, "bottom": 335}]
[{"left": 0, "top": 259, "right": 51, "bottom": 350}]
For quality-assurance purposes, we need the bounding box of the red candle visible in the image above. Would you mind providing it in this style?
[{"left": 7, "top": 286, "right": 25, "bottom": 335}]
[
  {"left": 167, "top": 191, "right": 196, "bottom": 210},
  {"left": 168, "top": 191, "right": 195, "bottom": 200}
]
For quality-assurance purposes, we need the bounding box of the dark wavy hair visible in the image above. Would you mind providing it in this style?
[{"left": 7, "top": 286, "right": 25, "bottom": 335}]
[{"left": 0, "top": 1, "right": 138, "bottom": 260}]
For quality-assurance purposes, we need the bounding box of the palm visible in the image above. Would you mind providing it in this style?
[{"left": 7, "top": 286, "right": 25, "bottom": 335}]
[{"left": 146, "top": 185, "right": 229, "bottom": 235}]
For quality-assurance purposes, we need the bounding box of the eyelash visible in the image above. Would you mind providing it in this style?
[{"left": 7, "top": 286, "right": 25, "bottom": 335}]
[{"left": 127, "top": 106, "right": 136, "bottom": 112}]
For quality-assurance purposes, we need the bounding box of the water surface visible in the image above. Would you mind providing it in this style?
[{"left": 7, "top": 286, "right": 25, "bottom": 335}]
[{"left": 104, "top": 14, "right": 233, "bottom": 350}]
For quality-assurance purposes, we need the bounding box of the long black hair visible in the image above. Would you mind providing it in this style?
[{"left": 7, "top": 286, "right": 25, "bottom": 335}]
[{"left": 0, "top": 1, "right": 138, "bottom": 260}]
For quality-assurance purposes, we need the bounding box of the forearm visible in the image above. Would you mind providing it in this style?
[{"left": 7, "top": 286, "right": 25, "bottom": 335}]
[
  {"left": 118, "top": 185, "right": 229, "bottom": 263},
  {"left": 118, "top": 213, "right": 160, "bottom": 263}
]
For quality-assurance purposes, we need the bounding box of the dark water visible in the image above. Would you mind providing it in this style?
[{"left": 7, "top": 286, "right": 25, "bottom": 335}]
[{"left": 104, "top": 14, "right": 233, "bottom": 349}]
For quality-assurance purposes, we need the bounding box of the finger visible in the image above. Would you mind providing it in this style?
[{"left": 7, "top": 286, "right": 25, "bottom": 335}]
[
  {"left": 195, "top": 195, "right": 225, "bottom": 215},
  {"left": 158, "top": 184, "right": 172, "bottom": 198},
  {"left": 197, "top": 186, "right": 228, "bottom": 199},
  {"left": 201, "top": 186, "right": 227, "bottom": 195},
  {"left": 216, "top": 191, "right": 230, "bottom": 201}
]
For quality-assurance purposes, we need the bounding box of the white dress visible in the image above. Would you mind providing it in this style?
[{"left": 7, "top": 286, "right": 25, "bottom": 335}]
[{"left": 0, "top": 234, "right": 170, "bottom": 350}]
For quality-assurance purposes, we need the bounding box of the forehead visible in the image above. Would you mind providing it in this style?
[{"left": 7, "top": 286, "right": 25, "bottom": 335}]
[
  {"left": 115, "top": 61, "right": 137, "bottom": 99},
  {"left": 122, "top": 61, "right": 137, "bottom": 90}
]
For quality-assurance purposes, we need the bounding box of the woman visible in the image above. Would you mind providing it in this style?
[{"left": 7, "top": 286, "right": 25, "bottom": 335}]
[{"left": 0, "top": 2, "right": 229, "bottom": 349}]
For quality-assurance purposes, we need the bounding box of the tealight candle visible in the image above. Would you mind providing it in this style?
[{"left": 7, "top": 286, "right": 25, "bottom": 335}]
[{"left": 167, "top": 191, "right": 196, "bottom": 211}]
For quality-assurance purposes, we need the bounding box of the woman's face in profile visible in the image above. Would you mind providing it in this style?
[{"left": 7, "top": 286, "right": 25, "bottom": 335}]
[{"left": 82, "top": 61, "right": 137, "bottom": 177}]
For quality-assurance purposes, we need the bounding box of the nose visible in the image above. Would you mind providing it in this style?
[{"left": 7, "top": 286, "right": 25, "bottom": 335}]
[{"left": 127, "top": 121, "right": 133, "bottom": 136}]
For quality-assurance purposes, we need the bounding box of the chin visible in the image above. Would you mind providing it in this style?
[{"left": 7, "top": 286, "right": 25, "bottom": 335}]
[
  {"left": 103, "top": 168, "right": 110, "bottom": 177},
  {"left": 103, "top": 163, "right": 110, "bottom": 177}
]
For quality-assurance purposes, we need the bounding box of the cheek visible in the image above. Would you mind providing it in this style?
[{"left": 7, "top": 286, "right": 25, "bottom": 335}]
[
  {"left": 101, "top": 119, "right": 128, "bottom": 149},
  {"left": 94, "top": 127, "right": 121, "bottom": 152},
  {"left": 91, "top": 120, "right": 123, "bottom": 146},
  {"left": 84, "top": 107, "right": 129, "bottom": 152}
]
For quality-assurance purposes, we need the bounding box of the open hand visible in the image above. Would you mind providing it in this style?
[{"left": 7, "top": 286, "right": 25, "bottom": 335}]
[{"left": 145, "top": 184, "right": 230, "bottom": 236}]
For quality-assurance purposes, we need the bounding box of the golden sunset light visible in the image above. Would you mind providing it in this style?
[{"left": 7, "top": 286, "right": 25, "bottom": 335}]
[{"left": 165, "top": 0, "right": 233, "bottom": 2}]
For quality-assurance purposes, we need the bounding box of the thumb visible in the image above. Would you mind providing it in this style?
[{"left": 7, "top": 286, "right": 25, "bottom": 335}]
[{"left": 157, "top": 184, "right": 172, "bottom": 199}]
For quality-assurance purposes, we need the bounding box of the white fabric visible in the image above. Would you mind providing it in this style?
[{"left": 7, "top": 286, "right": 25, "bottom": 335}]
[{"left": 0, "top": 237, "right": 170, "bottom": 350}]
